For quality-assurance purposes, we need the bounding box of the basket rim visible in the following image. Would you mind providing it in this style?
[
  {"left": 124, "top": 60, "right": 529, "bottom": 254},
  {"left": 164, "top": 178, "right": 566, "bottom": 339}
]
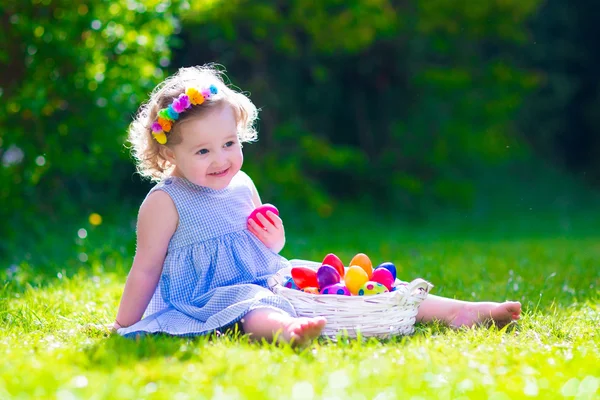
[{"left": 269, "top": 261, "right": 433, "bottom": 302}]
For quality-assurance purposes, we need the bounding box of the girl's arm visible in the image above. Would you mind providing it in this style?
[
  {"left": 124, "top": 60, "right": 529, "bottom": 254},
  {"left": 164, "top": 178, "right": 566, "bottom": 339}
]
[
  {"left": 250, "top": 178, "right": 262, "bottom": 208},
  {"left": 113, "top": 190, "right": 178, "bottom": 330}
]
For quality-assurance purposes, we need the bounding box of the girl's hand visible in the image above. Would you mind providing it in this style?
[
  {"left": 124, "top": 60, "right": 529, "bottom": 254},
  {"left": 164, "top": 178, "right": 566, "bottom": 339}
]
[{"left": 247, "top": 211, "right": 286, "bottom": 253}]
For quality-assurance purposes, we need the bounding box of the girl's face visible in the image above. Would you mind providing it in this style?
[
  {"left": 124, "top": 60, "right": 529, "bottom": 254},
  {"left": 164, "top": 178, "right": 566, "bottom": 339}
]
[{"left": 165, "top": 104, "right": 243, "bottom": 190}]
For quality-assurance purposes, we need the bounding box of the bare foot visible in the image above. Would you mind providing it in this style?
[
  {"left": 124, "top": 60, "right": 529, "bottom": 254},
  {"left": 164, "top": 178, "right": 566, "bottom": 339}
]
[
  {"left": 450, "top": 301, "right": 521, "bottom": 329},
  {"left": 282, "top": 317, "right": 327, "bottom": 346}
]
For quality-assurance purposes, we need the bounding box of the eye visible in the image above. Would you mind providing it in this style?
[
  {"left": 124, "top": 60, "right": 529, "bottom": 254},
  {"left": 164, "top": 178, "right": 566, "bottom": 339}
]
[
  {"left": 197, "top": 149, "right": 209, "bottom": 155},
  {"left": 224, "top": 141, "right": 235, "bottom": 148}
]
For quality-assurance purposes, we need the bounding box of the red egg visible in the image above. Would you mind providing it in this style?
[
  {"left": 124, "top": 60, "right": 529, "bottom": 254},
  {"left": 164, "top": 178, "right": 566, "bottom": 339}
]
[
  {"left": 371, "top": 267, "right": 395, "bottom": 290},
  {"left": 248, "top": 204, "right": 279, "bottom": 229},
  {"left": 316, "top": 265, "right": 341, "bottom": 289},
  {"left": 322, "top": 253, "right": 345, "bottom": 277},
  {"left": 291, "top": 267, "right": 318, "bottom": 289}
]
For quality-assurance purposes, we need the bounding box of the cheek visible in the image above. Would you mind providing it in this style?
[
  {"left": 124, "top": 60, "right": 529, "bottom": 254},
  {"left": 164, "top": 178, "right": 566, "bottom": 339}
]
[{"left": 230, "top": 146, "right": 243, "bottom": 165}]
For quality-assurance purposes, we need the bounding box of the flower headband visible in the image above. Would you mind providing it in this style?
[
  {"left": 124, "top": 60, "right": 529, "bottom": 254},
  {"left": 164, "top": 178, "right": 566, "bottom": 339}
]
[{"left": 151, "top": 84, "right": 218, "bottom": 144}]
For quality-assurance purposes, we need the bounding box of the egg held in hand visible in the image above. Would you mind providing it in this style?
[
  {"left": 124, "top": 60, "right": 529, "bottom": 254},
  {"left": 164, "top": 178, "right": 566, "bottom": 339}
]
[{"left": 248, "top": 204, "right": 279, "bottom": 229}]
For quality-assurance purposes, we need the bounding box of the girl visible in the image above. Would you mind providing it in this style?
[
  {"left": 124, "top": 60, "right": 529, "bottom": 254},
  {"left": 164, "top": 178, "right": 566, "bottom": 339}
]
[{"left": 113, "top": 65, "right": 521, "bottom": 346}]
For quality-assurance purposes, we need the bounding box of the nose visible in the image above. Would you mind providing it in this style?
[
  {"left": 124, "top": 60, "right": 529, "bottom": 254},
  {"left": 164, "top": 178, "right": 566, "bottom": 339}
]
[{"left": 212, "top": 148, "right": 228, "bottom": 166}]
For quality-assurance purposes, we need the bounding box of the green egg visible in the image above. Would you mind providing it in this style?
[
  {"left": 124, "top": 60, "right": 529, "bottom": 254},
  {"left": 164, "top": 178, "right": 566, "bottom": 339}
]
[{"left": 358, "top": 281, "right": 389, "bottom": 296}]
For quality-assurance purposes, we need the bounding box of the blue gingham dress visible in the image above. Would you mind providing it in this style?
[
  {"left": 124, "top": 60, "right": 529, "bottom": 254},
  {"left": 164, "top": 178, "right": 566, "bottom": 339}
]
[{"left": 118, "top": 171, "right": 296, "bottom": 338}]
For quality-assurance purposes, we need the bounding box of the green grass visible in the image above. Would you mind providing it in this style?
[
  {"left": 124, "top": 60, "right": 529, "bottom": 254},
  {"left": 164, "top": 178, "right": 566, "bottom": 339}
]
[{"left": 1, "top": 208, "right": 599, "bottom": 399}]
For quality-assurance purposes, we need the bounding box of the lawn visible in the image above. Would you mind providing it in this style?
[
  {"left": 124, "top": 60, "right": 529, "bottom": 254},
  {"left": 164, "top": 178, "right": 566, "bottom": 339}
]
[{"left": 1, "top": 208, "right": 598, "bottom": 399}]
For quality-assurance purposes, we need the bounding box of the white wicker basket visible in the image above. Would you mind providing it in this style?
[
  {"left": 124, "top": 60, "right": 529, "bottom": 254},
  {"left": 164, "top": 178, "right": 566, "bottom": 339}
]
[{"left": 268, "top": 259, "right": 433, "bottom": 339}]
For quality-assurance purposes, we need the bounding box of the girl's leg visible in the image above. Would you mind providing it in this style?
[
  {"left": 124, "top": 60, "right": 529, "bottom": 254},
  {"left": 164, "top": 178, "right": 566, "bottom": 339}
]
[
  {"left": 417, "top": 294, "right": 521, "bottom": 328},
  {"left": 241, "top": 308, "right": 326, "bottom": 346}
]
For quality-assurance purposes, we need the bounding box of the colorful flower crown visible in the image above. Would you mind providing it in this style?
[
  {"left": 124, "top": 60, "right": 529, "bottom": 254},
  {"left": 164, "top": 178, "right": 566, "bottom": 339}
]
[{"left": 151, "top": 84, "right": 219, "bottom": 144}]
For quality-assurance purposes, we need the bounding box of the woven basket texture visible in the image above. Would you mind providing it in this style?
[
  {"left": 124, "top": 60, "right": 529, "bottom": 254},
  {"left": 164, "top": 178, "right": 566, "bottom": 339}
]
[{"left": 268, "top": 259, "right": 432, "bottom": 338}]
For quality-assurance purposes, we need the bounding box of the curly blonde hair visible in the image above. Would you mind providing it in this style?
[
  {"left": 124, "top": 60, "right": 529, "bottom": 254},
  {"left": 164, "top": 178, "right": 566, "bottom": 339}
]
[{"left": 128, "top": 65, "right": 258, "bottom": 181}]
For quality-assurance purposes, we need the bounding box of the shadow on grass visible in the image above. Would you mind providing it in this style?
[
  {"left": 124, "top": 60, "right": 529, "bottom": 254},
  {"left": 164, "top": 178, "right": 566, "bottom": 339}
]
[
  {"left": 79, "top": 326, "right": 253, "bottom": 369},
  {"left": 79, "top": 322, "right": 436, "bottom": 370},
  {"left": 79, "top": 318, "right": 526, "bottom": 369}
]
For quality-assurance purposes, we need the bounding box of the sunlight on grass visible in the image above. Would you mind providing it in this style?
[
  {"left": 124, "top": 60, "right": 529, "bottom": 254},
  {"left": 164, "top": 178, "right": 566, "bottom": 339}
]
[{"left": 1, "top": 210, "right": 598, "bottom": 399}]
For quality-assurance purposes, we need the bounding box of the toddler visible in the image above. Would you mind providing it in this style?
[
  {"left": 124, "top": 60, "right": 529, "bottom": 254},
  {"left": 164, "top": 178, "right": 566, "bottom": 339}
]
[{"left": 113, "top": 65, "right": 521, "bottom": 346}]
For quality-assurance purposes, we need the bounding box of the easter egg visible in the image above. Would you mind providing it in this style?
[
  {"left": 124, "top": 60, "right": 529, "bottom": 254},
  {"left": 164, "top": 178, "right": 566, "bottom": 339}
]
[
  {"left": 344, "top": 266, "right": 369, "bottom": 295},
  {"left": 357, "top": 281, "right": 389, "bottom": 296},
  {"left": 322, "top": 253, "right": 345, "bottom": 277},
  {"left": 316, "top": 265, "right": 341, "bottom": 289},
  {"left": 320, "top": 283, "right": 351, "bottom": 296},
  {"left": 371, "top": 267, "right": 395, "bottom": 290},
  {"left": 283, "top": 276, "right": 300, "bottom": 290},
  {"left": 248, "top": 204, "right": 279, "bottom": 229},
  {"left": 376, "top": 262, "right": 397, "bottom": 280},
  {"left": 291, "top": 267, "right": 318, "bottom": 289},
  {"left": 349, "top": 253, "right": 373, "bottom": 278},
  {"left": 302, "top": 287, "right": 319, "bottom": 294}
]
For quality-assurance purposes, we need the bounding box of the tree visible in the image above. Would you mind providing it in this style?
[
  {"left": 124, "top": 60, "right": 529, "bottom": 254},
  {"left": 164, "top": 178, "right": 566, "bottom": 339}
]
[{"left": 0, "top": 0, "right": 181, "bottom": 252}]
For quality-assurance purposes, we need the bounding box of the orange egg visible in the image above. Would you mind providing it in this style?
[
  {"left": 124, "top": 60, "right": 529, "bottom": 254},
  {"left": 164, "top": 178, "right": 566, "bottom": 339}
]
[
  {"left": 302, "top": 287, "right": 319, "bottom": 294},
  {"left": 349, "top": 253, "right": 373, "bottom": 278}
]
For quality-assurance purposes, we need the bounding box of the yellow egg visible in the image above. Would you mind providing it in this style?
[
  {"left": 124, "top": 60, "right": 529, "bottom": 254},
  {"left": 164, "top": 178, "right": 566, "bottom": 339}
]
[
  {"left": 344, "top": 266, "right": 369, "bottom": 295},
  {"left": 349, "top": 253, "right": 373, "bottom": 278}
]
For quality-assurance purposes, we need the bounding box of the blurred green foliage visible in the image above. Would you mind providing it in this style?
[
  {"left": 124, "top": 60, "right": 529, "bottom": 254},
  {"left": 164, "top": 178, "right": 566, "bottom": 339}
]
[
  {"left": 178, "top": 0, "right": 540, "bottom": 214},
  {"left": 0, "top": 0, "right": 182, "bottom": 250},
  {"left": 519, "top": 0, "right": 600, "bottom": 181},
  {"left": 4, "top": 0, "right": 599, "bottom": 256}
]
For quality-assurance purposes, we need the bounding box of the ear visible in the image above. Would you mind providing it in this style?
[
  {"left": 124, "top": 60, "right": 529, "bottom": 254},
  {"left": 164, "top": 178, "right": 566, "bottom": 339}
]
[{"left": 159, "top": 145, "right": 176, "bottom": 165}]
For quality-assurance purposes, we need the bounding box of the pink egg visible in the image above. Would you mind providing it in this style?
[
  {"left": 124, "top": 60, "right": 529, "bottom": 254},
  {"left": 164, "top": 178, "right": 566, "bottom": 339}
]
[
  {"left": 248, "top": 204, "right": 279, "bottom": 229},
  {"left": 320, "top": 283, "right": 351, "bottom": 296},
  {"left": 376, "top": 262, "right": 397, "bottom": 280},
  {"left": 316, "top": 265, "right": 341, "bottom": 289},
  {"left": 371, "top": 268, "right": 395, "bottom": 290}
]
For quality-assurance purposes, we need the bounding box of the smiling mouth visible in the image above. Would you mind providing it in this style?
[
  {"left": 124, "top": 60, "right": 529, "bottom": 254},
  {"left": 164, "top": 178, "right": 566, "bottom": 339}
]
[{"left": 208, "top": 168, "right": 229, "bottom": 177}]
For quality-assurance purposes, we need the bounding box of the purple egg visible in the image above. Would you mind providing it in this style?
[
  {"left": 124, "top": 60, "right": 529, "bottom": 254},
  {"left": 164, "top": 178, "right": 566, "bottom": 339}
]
[
  {"left": 316, "top": 265, "right": 341, "bottom": 289},
  {"left": 320, "top": 283, "right": 351, "bottom": 296},
  {"left": 376, "top": 262, "right": 397, "bottom": 280}
]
